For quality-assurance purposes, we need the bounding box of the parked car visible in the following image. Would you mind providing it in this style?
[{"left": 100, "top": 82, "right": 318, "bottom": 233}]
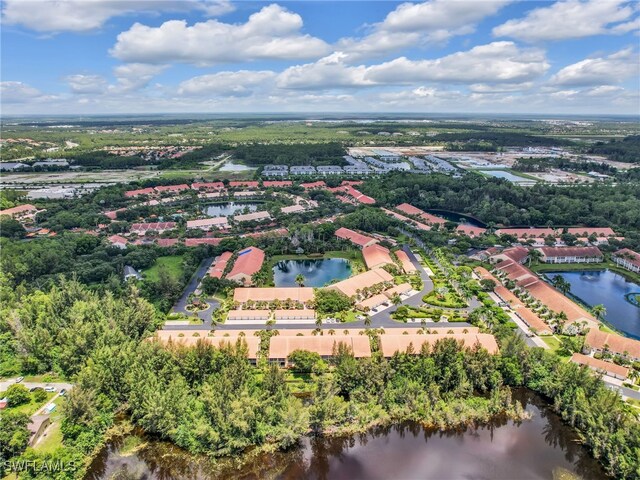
[
  {"left": 59, "top": 389, "right": 67, "bottom": 396},
  {"left": 15, "top": 376, "right": 24, "bottom": 383},
  {"left": 29, "top": 386, "right": 43, "bottom": 393},
  {"left": 44, "top": 386, "right": 56, "bottom": 392}
]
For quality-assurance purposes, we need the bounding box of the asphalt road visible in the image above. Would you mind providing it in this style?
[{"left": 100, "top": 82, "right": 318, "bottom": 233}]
[
  {"left": 170, "top": 257, "right": 219, "bottom": 328},
  {"left": 0, "top": 378, "right": 73, "bottom": 393}
]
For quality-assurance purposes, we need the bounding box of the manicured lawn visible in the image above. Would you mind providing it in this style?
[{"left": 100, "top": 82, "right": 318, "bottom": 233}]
[
  {"left": 143, "top": 255, "right": 184, "bottom": 282},
  {"left": 541, "top": 336, "right": 571, "bottom": 360},
  {"left": 2, "top": 392, "right": 56, "bottom": 416},
  {"left": 34, "top": 420, "right": 63, "bottom": 453},
  {"left": 531, "top": 261, "right": 640, "bottom": 284}
]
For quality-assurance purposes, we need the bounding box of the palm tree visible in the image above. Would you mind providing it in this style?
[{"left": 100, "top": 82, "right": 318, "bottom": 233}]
[
  {"left": 552, "top": 276, "right": 571, "bottom": 295},
  {"left": 528, "top": 249, "right": 542, "bottom": 267},
  {"left": 295, "top": 274, "right": 305, "bottom": 287},
  {"left": 328, "top": 329, "right": 335, "bottom": 336},
  {"left": 391, "top": 293, "right": 402, "bottom": 306},
  {"left": 592, "top": 304, "right": 607, "bottom": 321},
  {"left": 364, "top": 314, "right": 371, "bottom": 327}
]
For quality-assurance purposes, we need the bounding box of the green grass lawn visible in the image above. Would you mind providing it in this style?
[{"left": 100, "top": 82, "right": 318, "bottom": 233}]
[
  {"left": 541, "top": 335, "right": 572, "bottom": 360},
  {"left": 531, "top": 261, "right": 640, "bottom": 284},
  {"left": 143, "top": 255, "right": 184, "bottom": 282},
  {"left": 2, "top": 392, "right": 56, "bottom": 416}
]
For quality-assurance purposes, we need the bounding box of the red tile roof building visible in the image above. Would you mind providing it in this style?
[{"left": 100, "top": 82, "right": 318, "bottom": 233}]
[
  {"left": 536, "top": 246, "right": 603, "bottom": 264},
  {"left": 395, "top": 250, "right": 417, "bottom": 274},
  {"left": 191, "top": 182, "right": 224, "bottom": 190},
  {"left": 130, "top": 222, "right": 177, "bottom": 235},
  {"left": 208, "top": 251, "right": 233, "bottom": 279},
  {"left": 456, "top": 225, "right": 487, "bottom": 237},
  {"left": 334, "top": 227, "right": 378, "bottom": 248},
  {"left": 584, "top": 330, "right": 640, "bottom": 361},
  {"left": 124, "top": 188, "right": 155, "bottom": 198},
  {"left": 379, "top": 334, "right": 499, "bottom": 357},
  {"left": 613, "top": 248, "right": 640, "bottom": 274},
  {"left": 226, "top": 247, "right": 265, "bottom": 285},
  {"left": 155, "top": 184, "right": 190, "bottom": 193},
  {"left": 490, "top": 246, "right": 529, "bottom": 264},
  {"left": 300, "top": 181, "right": 327, "bottom": 189},
  {"left": 229, "top": 181, "right": 259, "bottom": 188},
  {"left": 362, "top": 244, "right": 394, "bottom": 269},
  {"left": 263, "top": 180, "right": 293, "bottom": 187},
  {"left": 570, "top": 353, "right": 629, "bottom": 380},
  {"left": 107, "top": 235, "right": 128, "bottom": 249},
  {"left": 186, "top": 217, "right": 229, "bottom": 230},
  {"left": 0, "top": 204, "right": 39, "bottom": 218},
  {"left": 184, "top": 238, "right": 221, "bottom": 247},
  {"left": 395, "top": 203, "right": 446, "bottom": 225},
  {"left": 156, "top": 238, "right": 179, "bottom": 247}
]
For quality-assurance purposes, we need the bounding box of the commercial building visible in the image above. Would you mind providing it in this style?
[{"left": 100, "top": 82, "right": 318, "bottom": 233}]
[
  {"left": 536, "top": 246, "right": 603, "bottom": 264},
  {"left": 570, "top": 353, "right": 629, "bottom": 380},
  {"left": 362, "top": 244, "right": 394, "bottom": 269},
  {"left": 226, "top": 247, "right": 265, "bottom": 285},
  {"left": 335, "top": 227, "right": 378, "bottom": 247},
  {"left": 379, "top": 333, "right": 499, "bottom": 357},
  {"left": 327, "top": 268, "right": 393, "bottom": 298},
  {"left": 612, "top": 248, "right": 640, "bottom": 274}
]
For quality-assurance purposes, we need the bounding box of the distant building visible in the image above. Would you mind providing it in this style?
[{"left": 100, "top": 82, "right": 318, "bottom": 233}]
[
  {"left": 362, "top": 244, "right": 394, "bottom": 269},
  {"left": 536, "top": 246, "right": 603, "bottom": 264},
  {"left": 344, "top": 165, "right": 372, "bottom": 175},
  {"left": 612, "top": 248, "right": 640, "bottom": 274},
  {"left": 107, "top": 234, "right": 128, "bottom": 249},
  {"left": 335, "top": 227, "right": 378, "bottom": 248},
  {"left": 0, "top": 162, "right": 30, "bottom": 171},
  {"left": 123, "top": 265, "right": 142, "bottom": 281},
  {"left": 290, "top": 166, "right": 317, "bottom": 175},
  {"left": 27, "top": 415, "right": 51, "bottom": 446},
  {"left": 234, "top": 211, "right": 271, "bottom": 223},
  {"left": 316, "top": 165, "right": 344, "bottom": 175},
  {"left": 186, "top": 217, "right": 229, "bottom": 230},
  {"left": 0, "top": 204, "right": 39, "bottom": 219}
]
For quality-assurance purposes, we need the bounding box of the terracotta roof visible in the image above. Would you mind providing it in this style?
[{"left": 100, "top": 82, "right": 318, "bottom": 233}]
[
  {"left": 566, "top": 227, "right": 615, "bottom": 237},
  {"left": 107, "top": 234, "right": 128, "bottom": 245},
  {"left": 379, "top": 334, "right": 499, "bottom": 357},
  {"left": 263, "top": 181, "right": 293, "bottom": 187},
  {"left": 537, "top": 246, "right": 603, "bottom": 258},
  {"left": 157, "top": 238, "right": 179, "bottom": 247},
  {"left": 208, "top": 251, "right": 233, "bottom": 278},
  {"left": 495, "top": 227, "right": 556, "bottom": 238},
  {"left": 243, "top": 227, "right": 288, "bottom": 239},
  {"left": 234, "top": 211, "right": 271, "bottom": 222},
  {"left": 0, "top": 204, "right": 38, "bottom": 217},
  {"left": 384, "top": 283, "right": 413, "bottom": 298},
  {"left": 570, "top": 353, "right": 629, "bottom": 378},
  {"left": 230, "top": 181, "right": 259, "bottom": 188},
  {"left": 335, "top": 227, "right": 378, "bottom": 247},
  {"left": 613, "top": 248, "right": 640, "bottom": 269},
  {"left": 281, "top": 204, "right": 305, "bottom": 214},
  {"left": 184, "top": 238, "right": 221, "bottom": 247},
  {"left": 362, "top": 244, "right": 394, "bottom": 269},
  {"left": 124, "top": 188, "right": 154, "bottom": 197},
  {"left": 456, "top": 225, "right": 487, "bottom": 237},
  {"left": 327, "top": 268, "right": 393, "bottom": 298},
  {"left": 382, "top": 208, "right": 432, "bottom": 231},
  {"left": 187, "top": 217, "right": 228, "bottom": 229},
  {"left": 191, "top": 182, "right": 224, "bottom": 190},
  {"left": 227, "top": 247, "right": 265, "bottom": 280},
  {"left": 395, "top": 250, "right": 418, "bottom": 273},
  {"left": 233, "top": 286, "right": 314, "bottom": 303},
  {"left": 155, "top": 184, "right": 189, "bottom": 193},
  {"left": 395, "top": 203, "right": 424, "bottom": 216},
  {"left": 500, "top": 246, "right": 530, "bottom": 263},
  {"left": 154, "top": 332, "right": 260, "bottom": 358},
  {"left": 268, "top": 335, "right": 372, "bottom": 359},
  {"left": 130, "top": 222, "right": 176, "bottom": 233},
  {"left": 300, "top": 181, "right": 327, "bottom": 189},
  {"left": 357, "top": 293, "right": 389, "bottom": 310},
  {"left": 585, "top": 330, "right": 640, "bottom": 359}
]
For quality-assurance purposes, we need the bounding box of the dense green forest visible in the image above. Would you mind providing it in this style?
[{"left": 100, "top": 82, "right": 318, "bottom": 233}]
[
  {"left": 234, "top": 143, "right": 347, "bottom": 167},
  {"left": 512, "top": 156, "right": 618, "bottom": 175},
  {"left": 587, "top": 135, "right": 640, "bottom": 163}
]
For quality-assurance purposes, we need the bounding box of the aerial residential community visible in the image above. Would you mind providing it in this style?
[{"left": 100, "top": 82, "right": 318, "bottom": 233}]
[{"left": 1, "top": 0, "right": 640, "bottom": 479}]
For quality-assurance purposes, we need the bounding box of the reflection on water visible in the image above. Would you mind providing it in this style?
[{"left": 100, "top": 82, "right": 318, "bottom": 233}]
[
  {"left": 273, "top": 259, "right": 352, "bottom": 287},
  {"left": 547, "top": 270, "right": 640, "bottom": 340},
  {"left": 203, "top": 202, "right": 260, "bottom": 217},
  {"left": 85, "top": 390, "right": 608, "bottom": 480},
  {"left": 426, "top": 209, "right": 486, "bottom": 227}
]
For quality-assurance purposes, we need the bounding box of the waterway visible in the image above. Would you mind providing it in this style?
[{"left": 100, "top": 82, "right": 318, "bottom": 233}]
[
  {"left": 546, "top": 270, "right": 640, "bottom": 340},
  {"left": 203, "top": 202, "right": 260, "bottom": 217},
  {"left": 427, "top": 209, "right": 486, "bottom": 227},
  {"left": 219, "top": 161, "right": 255, "bottom": 172},
  {"left": 273, "top": 258, "right": 352, "bottom": 287},
  {"left": 86, "top": 390, "right": 609, "bottom": 480}
]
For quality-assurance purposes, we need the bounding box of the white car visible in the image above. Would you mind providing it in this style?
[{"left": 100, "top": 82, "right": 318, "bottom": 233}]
[
  {"left": 44, "top": 386, "right": 56, "bottom": 392},
  {"left": 15, "top": 376, "right": 24, "bottom": 383}
]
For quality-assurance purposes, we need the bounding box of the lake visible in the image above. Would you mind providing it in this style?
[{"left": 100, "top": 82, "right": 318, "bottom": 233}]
[
  {"left": 85, "top": 390, "right": 609, "bottom": 480},
  {"left": 546, "top": 270, "right": 640, "bottom": 340},
  {"left": 203, "top": 202, "right": 260, "bottom": 217},
  {"left": 273, "top": 258, "right": 352, "bottom": 287},
  {"left": 427, "top": 209, "right": 486, "bottom": 227},
  {"left": 481, "top": 170, "right": 535, "bottom": 185},
  {"left": 219, "top": 161, "right": 255, "bottom": 172}
]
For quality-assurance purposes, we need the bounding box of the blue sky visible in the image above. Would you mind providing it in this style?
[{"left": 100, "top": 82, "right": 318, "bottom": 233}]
[{"left": 1, "top": 0, "right": 639, "bottom": 114}]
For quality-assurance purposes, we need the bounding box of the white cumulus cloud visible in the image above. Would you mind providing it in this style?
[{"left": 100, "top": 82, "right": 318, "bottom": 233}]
[
  {"left": 1, "top": 0, "right": 235, "bottom": 33},
  {"left": 65, "top": 74, "right": 108, "bottom": 94},
  {"left": 178, "top": 70, "right": 276, "bottom": 96},
  {"left": 110, "top": 4, "right": 330, "bottom": 65},
  {"left": 493, "top": 0, "right": 638, "bottom": 41},
  {"left": 551, "top": 48, "right": 639, "bottom": 86}
]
